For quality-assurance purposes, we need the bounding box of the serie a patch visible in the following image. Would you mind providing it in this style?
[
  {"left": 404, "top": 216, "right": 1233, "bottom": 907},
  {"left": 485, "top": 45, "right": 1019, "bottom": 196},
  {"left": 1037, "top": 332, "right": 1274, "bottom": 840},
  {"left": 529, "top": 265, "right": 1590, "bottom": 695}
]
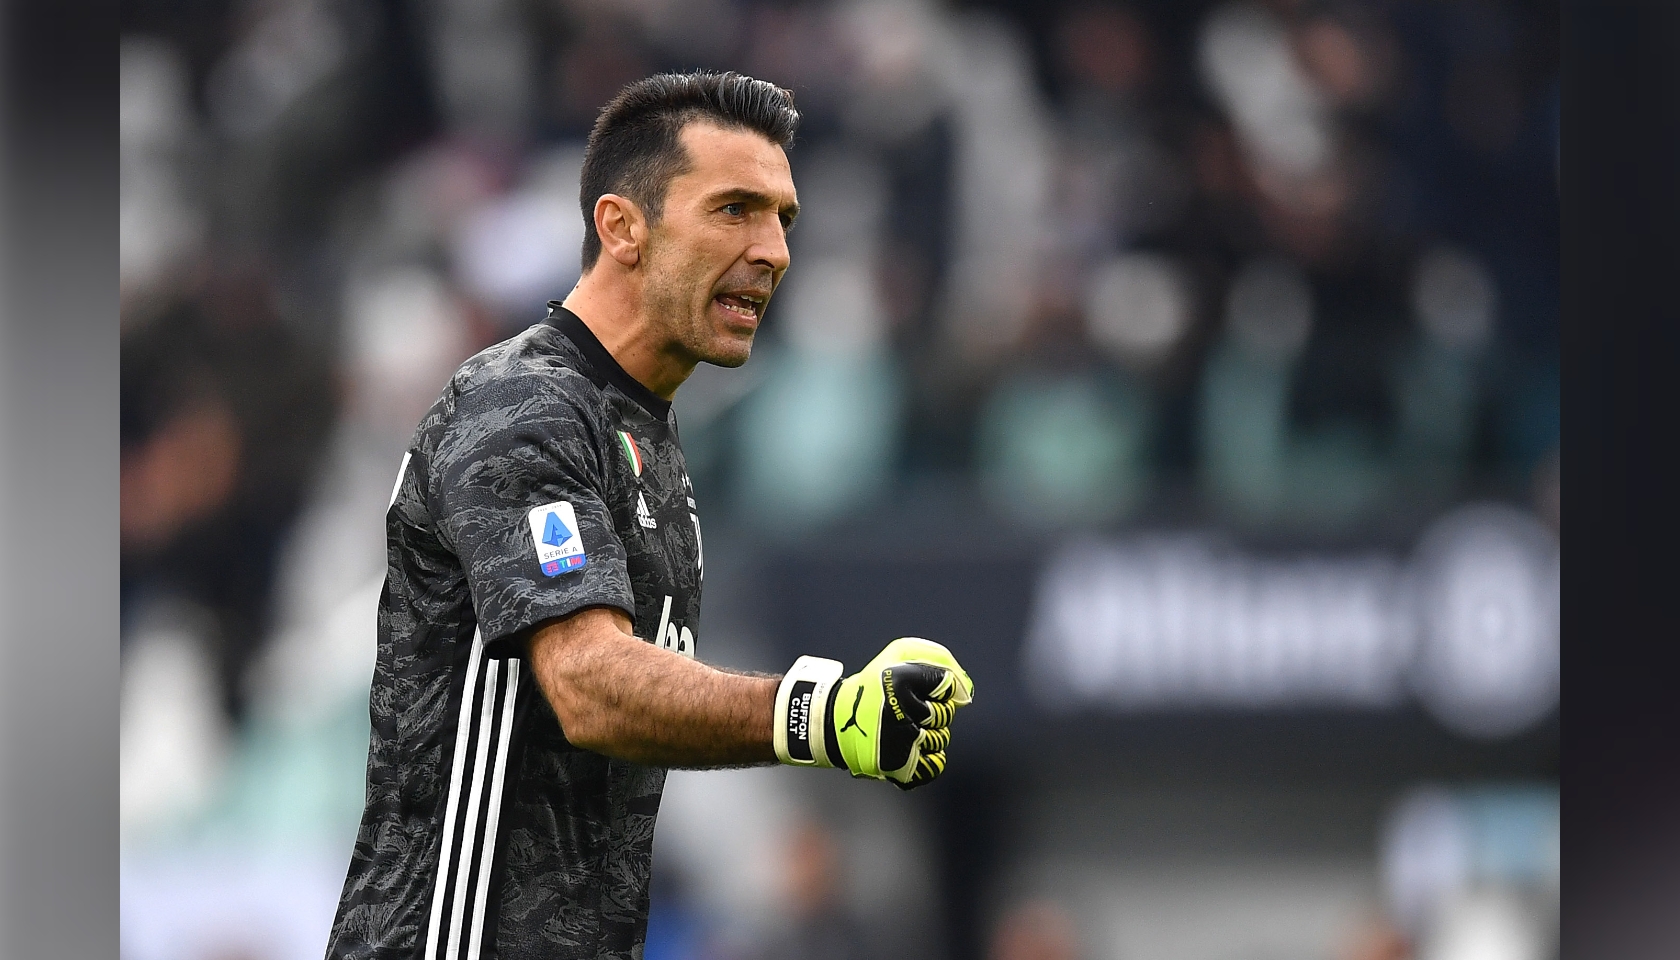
[{"left": 527, "top": 501, "right": 587, "bottom": 576}]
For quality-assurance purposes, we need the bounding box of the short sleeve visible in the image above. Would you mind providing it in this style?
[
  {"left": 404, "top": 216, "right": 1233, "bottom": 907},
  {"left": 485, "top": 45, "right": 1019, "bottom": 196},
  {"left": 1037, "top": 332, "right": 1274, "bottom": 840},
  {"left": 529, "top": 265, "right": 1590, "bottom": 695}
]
[{"left": 431, "top": 372, "right": 634, "bottom": 645}]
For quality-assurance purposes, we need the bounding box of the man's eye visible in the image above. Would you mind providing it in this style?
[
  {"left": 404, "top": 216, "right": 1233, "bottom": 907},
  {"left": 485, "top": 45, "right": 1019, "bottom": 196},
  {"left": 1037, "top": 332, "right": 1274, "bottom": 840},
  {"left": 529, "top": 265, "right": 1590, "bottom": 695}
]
[{"left": 722, "top": 203, "right": 745, "bottom": 216}]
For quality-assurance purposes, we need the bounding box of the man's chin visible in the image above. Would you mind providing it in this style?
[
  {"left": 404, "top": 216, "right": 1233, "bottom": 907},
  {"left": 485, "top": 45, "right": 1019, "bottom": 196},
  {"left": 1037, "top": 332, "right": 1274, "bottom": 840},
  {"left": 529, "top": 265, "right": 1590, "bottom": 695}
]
[
  {"left": 701, "top": 345, "right": 752, "bottom": 369},
  {"left": 697, "top": 333, "right": 755, "bottom": 369}
]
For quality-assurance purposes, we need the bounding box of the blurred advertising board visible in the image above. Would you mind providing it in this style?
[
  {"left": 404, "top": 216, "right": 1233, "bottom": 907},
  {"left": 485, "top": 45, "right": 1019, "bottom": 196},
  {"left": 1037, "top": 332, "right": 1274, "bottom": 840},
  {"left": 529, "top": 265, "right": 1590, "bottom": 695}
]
[{"left": 765, "top": 502, "right": 1558, "bottom": 759}]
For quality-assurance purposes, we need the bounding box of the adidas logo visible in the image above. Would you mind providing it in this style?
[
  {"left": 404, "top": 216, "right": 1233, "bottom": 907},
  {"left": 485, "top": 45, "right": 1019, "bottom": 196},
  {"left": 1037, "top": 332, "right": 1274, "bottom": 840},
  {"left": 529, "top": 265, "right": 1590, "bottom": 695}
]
[{"left": 636, "top": 492, "right": 658, "bottom": 530}]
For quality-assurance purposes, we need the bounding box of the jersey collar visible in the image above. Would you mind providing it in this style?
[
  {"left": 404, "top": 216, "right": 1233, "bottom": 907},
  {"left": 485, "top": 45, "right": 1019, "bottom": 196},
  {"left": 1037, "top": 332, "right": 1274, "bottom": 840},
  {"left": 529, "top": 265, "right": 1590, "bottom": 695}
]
[{"left": 545, "top": 303, "right": 673, "bottom": 422}]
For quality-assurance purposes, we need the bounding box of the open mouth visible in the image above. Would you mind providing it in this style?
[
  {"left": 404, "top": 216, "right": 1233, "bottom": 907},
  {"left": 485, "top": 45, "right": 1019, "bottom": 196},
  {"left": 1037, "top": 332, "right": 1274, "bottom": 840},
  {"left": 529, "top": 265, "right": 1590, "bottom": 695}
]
[{"left": 713, "top": 292, "right": 765, "bottom": 322}]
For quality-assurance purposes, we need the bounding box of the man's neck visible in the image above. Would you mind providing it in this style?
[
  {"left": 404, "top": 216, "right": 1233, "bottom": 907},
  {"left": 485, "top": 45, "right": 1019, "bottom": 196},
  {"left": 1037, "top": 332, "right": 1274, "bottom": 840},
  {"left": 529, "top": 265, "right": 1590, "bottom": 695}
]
[{"left": 561, "top": 273, "right": 694, "bottom": 401}]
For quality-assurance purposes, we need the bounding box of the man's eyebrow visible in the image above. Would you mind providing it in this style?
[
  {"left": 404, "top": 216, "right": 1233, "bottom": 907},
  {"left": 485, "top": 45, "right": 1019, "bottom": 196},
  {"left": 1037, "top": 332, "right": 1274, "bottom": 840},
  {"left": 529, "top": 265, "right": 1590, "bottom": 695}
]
[{"left": 710, "top": 188, "right": 800, "bottom": 221}]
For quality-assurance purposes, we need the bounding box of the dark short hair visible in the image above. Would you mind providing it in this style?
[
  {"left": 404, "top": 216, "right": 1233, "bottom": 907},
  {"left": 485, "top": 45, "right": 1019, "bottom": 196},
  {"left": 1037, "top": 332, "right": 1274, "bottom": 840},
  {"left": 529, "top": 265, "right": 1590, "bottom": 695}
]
[{"left": 578, "top": 71, "right": 800, "bottom": 271}]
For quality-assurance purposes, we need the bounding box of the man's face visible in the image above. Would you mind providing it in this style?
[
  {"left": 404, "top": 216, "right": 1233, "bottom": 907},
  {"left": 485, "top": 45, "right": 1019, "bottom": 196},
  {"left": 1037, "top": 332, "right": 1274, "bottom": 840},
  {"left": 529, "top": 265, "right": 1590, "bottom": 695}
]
[{"left": 639, "top": 121, "right": 799, "bottom": 368}]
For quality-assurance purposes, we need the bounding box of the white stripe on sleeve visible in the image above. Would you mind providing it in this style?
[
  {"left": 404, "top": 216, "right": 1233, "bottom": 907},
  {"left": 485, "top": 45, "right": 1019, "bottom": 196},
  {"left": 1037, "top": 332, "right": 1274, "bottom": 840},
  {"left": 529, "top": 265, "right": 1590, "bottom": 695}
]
[
  {"left": 445, "top": 660, "right": 500, "bottom": 960},
  {"left": 424, "top": 630, "right": 484, "bottom": 960},
  {"left": 465, "top": 661, "right": 521, "bottom": 960},
  {"left": 388, "top": 451, "right": 413, "bottom": 509}
]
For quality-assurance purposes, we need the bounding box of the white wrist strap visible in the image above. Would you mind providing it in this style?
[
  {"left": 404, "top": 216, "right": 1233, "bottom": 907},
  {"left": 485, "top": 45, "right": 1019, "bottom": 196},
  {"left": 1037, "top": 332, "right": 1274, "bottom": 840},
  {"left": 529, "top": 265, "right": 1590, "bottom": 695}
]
[{"left": 773, "top": 656, "right": 844, "bottom": 767}]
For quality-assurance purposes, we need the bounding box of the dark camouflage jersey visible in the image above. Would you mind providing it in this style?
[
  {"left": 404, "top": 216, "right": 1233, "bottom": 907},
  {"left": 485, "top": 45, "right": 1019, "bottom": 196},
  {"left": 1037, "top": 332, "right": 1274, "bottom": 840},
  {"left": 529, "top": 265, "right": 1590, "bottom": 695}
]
[{"left": 327, "top": 304, "right": 704, "bottom": 960}]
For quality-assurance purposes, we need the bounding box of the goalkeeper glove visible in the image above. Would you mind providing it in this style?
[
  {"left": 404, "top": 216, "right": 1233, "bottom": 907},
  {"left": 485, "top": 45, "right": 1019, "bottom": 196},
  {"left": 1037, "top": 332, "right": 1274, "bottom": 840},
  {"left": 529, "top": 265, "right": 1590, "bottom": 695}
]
[{"left": 773, "top": 637, "right": 974, "bottom": 790}]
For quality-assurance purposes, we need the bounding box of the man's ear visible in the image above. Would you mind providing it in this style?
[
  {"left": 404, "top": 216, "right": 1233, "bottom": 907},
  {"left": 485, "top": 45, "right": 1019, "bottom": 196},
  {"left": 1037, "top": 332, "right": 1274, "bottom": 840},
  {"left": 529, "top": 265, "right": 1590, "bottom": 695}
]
[{"left": 594, "top": 194, "right": 645, "bottom": 268}]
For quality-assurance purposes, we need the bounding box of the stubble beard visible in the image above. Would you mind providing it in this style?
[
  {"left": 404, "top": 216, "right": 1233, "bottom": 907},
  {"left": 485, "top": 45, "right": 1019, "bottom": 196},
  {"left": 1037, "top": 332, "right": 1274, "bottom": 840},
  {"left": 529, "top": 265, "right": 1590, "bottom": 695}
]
[{"left": 642, "top": 242, "right": 756, "bottom": 370}]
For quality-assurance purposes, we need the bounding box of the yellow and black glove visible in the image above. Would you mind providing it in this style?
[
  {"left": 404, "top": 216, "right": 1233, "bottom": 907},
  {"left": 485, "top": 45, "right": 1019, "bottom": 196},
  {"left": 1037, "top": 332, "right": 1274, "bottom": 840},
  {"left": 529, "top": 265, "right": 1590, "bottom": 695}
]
[{"left": 773, "top": 638, "right": 974, "bottom": 790}]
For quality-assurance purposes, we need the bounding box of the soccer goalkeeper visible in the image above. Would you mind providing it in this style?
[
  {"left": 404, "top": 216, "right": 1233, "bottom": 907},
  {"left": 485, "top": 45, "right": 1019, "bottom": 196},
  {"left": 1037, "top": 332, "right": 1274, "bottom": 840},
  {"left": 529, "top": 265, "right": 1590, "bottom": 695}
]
[{"left": 324, "top": 71, "right": 973, "bottom": 960}]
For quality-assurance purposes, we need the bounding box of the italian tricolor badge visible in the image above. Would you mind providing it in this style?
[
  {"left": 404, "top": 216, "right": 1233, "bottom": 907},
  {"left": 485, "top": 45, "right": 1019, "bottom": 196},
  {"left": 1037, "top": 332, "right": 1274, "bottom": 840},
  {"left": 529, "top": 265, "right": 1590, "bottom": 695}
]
[{"left": 617, "top": 430, "right": 643, "bottom": 477}]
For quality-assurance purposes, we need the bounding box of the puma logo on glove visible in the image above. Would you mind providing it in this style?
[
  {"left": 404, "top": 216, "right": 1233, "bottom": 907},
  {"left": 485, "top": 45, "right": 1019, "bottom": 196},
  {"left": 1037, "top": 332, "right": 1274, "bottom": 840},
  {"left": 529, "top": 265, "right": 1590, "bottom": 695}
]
[
  {"left": 839, "top": 686, "right": 866, "bottom": 736},
  {"left": 772, "top": 638, "right": 975, "bottom": 790}
]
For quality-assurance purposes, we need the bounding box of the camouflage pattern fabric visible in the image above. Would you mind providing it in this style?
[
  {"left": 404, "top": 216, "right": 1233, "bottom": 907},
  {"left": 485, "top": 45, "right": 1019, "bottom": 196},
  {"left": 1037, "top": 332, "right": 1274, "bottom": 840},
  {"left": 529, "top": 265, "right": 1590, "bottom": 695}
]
[{"left": 327, "top": 305, "right": 704, "bottom": 960}]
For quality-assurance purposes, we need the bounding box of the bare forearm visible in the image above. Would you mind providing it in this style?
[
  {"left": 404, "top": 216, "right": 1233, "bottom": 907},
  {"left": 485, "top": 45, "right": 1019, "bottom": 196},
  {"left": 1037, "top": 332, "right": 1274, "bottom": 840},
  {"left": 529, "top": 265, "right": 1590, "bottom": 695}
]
[{"left": 528, "top": 613, "right": 778, "bottom": 767}]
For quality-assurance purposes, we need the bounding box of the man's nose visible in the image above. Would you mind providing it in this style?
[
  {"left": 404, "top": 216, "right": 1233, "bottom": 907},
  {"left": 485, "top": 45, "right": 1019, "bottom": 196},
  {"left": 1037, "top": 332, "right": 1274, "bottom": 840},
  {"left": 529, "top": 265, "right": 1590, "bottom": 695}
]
[{"left": 748, "top": 216, "right": 791, "bottom": 275}]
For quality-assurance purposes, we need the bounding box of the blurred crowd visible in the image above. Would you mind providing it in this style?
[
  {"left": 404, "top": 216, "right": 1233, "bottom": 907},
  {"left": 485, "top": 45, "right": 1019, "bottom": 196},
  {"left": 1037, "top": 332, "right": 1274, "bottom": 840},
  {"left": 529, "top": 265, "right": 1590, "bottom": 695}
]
[
  {"left": 121, "top": 0, "right": 1558, "bottom": 716},
  {"left": 119, "top": 1, "right": 1558, "bottom": 958},
  {"left": 120, "top": 0, "right": 1558, "bottom": 720}
]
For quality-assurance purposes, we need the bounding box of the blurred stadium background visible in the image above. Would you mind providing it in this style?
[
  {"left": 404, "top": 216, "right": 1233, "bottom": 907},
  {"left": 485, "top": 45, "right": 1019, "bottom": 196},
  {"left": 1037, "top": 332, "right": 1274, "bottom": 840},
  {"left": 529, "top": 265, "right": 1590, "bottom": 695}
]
[{"left": 118, "top": 0, "right": 1558, "bottom": 958}]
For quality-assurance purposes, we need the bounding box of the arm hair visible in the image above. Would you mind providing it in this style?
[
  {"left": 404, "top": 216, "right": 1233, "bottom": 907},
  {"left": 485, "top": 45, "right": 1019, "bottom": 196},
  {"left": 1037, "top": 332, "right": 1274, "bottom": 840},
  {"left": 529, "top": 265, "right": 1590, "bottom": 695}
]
[{"left": 525, "top": 606, "right": 779, "bottom": 767}]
